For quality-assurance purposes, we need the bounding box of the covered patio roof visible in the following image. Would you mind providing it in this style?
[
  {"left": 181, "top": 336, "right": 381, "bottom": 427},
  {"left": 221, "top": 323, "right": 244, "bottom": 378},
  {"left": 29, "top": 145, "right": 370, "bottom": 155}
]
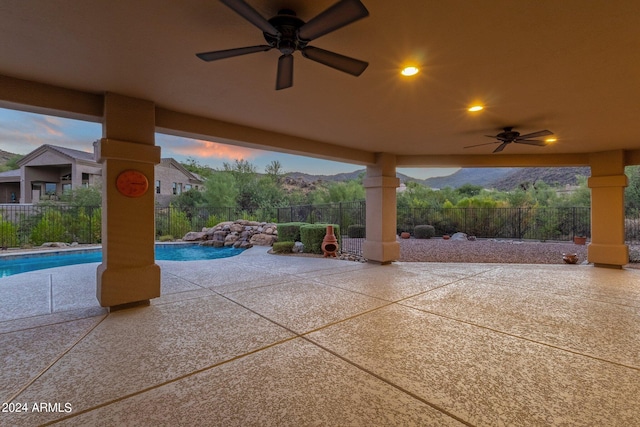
[{"left": 1, "top": 1, "right": 639, "bottom": 167}]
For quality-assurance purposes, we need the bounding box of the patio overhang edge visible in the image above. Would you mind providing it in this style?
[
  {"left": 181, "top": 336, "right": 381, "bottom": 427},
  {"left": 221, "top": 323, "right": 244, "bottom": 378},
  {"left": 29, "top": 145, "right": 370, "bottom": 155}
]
[
  {"left": 0, "top": 74, "right": 103, "bottom": 122},
  {"left": 154, "top": 107, "right": 376, "bottom": 166},
  {"left": 396, "top": 153, "right": 592, "bottom": 168}
]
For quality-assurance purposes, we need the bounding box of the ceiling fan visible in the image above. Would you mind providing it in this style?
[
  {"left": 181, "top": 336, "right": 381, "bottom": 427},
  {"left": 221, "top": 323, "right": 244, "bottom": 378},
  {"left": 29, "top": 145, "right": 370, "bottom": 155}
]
[
  {"left": 464, "top": 127, "right": 554, "bottom": 153},
  {"left": 196, "top": 0, "right": 370, "bottom": 90}
]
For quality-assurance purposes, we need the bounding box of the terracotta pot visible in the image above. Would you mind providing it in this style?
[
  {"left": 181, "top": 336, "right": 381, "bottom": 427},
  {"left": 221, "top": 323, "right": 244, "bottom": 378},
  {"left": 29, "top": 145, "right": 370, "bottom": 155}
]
[
  {"left": 573, "top": 236, "right": 587, "bottom": 245},
  {"left": 321, "top": 225, "right": 339, "bottom": 258},
  {"left": 400, "top": 232, "right": 411, "bottom": 239},
  {"left": 563, "top": 253, "right": 579, "bottom": 264},
  {"left": 443, "top": 235, "right": 450, "bottom": 240}
]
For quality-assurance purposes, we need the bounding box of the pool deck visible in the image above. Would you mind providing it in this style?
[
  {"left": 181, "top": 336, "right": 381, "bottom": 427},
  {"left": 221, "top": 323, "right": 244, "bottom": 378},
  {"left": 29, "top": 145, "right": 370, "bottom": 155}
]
[{"left": 1, "top": 246, "right": 640, "bottom": 426}]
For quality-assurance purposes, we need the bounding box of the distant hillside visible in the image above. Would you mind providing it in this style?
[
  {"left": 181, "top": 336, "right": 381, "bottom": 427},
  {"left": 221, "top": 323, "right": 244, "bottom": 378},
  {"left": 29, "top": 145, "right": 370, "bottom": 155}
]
[
  {"left": 422, "top": 168, "right": 516, "bottom": 189},
  {"left": 285, "top": 166, "right": 589, "bottom": 191},
  {"left": 0, "top": 149, "right": 18, "bottom": 165},
  {"left": 491, "top": 167, "right": 590, "bottom": 190}
]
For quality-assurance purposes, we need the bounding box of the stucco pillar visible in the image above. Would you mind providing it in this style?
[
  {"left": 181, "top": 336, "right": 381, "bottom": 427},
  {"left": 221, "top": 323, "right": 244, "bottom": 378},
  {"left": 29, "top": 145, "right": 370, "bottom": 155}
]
[
  {"left": 362, "top": 153, "right": 400, "bottom": 264},
  {"left": 96, "top": 93, "right": 161, "bottom": 309},
  {"left": 587, "top": 150, "right": 628, "bottom": 268}
]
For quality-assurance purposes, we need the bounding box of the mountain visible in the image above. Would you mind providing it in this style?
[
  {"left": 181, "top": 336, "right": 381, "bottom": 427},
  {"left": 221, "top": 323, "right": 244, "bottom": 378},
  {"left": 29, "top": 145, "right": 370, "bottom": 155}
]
[
  {"left": 284, "top": 166, "right": 590, "bottom": 191},
  {"left": 0, "top": 149, "right": 18, "bottom": 165},
  {"left": 491, "top": 167, "right": 590, "bottom": 190},
  {"left": 421, "top": 168, "right": 516, "bottom": 189}
]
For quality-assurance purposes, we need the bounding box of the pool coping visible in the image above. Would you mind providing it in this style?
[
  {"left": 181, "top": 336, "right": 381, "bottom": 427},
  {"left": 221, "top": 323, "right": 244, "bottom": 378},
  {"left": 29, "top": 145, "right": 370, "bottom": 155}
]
[{"left": 0, "top": 242, "right": 208, "bottom": 261}]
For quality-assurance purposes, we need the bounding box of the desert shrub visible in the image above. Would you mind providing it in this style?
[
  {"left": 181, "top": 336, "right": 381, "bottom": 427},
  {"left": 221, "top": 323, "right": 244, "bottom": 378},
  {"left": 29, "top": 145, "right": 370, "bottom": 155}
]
[
  {"left": 414, "top": 224, "right": 435, "bottom": 239},
  {"left": 30, "top": 210, "right": 68, "bottom": 245},
  {"left": 277, "top": 222, "right": 308, "bottom": 242},
  {"left": 272, "top": 241, "right": 294, "bottom": 253},
  {"left": 156, "top": 206, "right": 192, "bottom": 239},
  {"left": 158, "top": 235, "right": 174, "bottom": 242},
  {"left": 300, "top": 223, "right": 340, "bottom": 254},
  {"left": 0, "top": 219, "right": 18, "bottom": 248},
  {"left": 347, "top": 224, "right": 365, "bottom": 238}
]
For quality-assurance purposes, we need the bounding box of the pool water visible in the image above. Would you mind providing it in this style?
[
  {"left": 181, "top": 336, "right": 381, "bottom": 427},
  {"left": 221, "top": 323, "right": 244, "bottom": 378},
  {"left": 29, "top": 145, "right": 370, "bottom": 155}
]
[{"left": 0, "top": 244, "right": 244, "bottom": 278}]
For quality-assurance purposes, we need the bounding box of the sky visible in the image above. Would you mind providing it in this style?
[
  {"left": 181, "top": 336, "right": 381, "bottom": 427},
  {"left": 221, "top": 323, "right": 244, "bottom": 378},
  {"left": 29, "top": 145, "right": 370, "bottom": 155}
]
[{"left": 0, "top": 107, "right": 458, "bottom": 179}]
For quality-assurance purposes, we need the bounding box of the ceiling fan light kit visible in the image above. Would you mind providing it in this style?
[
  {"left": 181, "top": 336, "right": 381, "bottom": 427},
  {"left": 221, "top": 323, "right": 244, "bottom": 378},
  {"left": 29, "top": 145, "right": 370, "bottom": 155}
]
[{"left": 197, "top": 0, "right": 370, "bottom": 90}]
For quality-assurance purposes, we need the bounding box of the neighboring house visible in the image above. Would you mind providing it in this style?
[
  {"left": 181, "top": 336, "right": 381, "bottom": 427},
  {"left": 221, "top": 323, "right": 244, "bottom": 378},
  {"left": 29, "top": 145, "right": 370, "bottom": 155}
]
[
  {"left": 154, "top": 158, "right": 204, "bottom": 207},
  {"left": 0, "top": 144, "right": 203, "bottom": 205}
]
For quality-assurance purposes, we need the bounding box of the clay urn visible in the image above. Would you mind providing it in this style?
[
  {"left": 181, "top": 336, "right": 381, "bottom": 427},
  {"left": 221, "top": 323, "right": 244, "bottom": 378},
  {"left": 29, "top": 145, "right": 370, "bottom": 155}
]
[
  {"left": 321, "top": 225, "right": 339, "bottom": 257},
  {"left": 400, "top": 232, "right": 411, "bottom": 239},
  {"left": 573, "top": 236, "right": 587, "bottom": 245}
]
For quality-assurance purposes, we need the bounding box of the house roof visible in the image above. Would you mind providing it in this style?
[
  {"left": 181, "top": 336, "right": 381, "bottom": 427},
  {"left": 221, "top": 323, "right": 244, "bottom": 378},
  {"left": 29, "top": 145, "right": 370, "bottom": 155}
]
[
  {"left": 0, "top": 169, "right": 20, "bottom": 183},
  {"left": 1, "top": 1, "right": 639, "bottom": 168},
  {"left": 17, "top": 144, "right": 97, "bottom": 167},
  {"left": 159, "top": 158, "right": 204, "bottom": 184}
]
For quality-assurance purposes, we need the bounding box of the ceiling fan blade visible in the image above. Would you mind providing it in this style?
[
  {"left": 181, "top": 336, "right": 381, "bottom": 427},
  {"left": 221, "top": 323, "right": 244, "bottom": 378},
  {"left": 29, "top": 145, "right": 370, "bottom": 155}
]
[
  {"left": 297, "top": 0, "right": 369, "bottom": 41},
  {"left": 517, "top": 129, "right": 553, "bottom": 139},
  {"left": 464, "top": 141, "right": 499, "bottom": 149},
  {"left": 220, "top": 0, "right": 279, "bottom": 36},
  {"left": 196, "top": 45, "right": 272, "bottom": 61},
  {"left": 515, "top": 139, "right": 547, "bottom": 146},
  {"left": 301, "top": 46, "right": 368, "bottom": 76},
  {"left": 493, "top": 142, "right": 509, "bottom": 153},
  {"left": 276, "top": 55, "right": 294, "bottom": 90}
]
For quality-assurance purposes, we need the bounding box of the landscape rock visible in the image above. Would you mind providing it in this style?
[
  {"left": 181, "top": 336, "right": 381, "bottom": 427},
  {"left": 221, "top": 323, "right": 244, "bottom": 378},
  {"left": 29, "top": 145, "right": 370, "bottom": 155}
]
[
  {"left": 292, "top": 242, "right": 304, "bottom": 253},
  {"left": 183, "top": 231, "right": 207, "bottom": 241},
  {"left": 450, "top": 232, "right": 468, "bottom": 241},
  {"left": 250, "top": 233, "right": 277, "bottom": 246},
  {"left": 40, "top": 242, "right": 69, "bottom": 248},
  {"left": 186, "top": 220, "right": 279, "bottom": 248}
]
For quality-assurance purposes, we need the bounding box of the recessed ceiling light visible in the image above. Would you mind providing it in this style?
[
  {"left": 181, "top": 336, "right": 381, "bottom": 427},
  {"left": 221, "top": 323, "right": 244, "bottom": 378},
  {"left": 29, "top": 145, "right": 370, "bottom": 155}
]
[
  {"left": 401, "top": 66, "right": 419, "bottom": 76},
  {"left": 468, "top": 105, "right": 484, "bottom": 112},
  {"left": 545, "top": 138, "right": 557, "bottom": 143}
]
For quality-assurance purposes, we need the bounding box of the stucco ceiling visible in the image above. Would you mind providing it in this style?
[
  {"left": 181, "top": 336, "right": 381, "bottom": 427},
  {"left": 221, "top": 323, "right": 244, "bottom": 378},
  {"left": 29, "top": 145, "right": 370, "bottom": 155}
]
[{"left": 1, "top": 0, "right": 639, "bottom": 165}]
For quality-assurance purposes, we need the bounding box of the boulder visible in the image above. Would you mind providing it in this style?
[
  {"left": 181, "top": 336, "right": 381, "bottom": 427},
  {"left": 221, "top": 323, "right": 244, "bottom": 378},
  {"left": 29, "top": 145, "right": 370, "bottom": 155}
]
[
  {"left": 183, "top": 231, "right": 207, "bottom": 241},
  {"left": 292, "top": 242, "right": 304, "bottom": 253},
  {"left": 450, "top": 232, "right": 468, "bottom": 241},
  {"left": 250, "top": 233, "right": 277, "bottom": 246}
]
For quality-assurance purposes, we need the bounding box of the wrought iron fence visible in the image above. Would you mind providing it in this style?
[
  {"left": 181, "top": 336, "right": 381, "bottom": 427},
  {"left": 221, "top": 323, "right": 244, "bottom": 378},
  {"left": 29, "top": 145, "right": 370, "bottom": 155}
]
[
  {"left": 3, "top": 203, "right": 640, "bottom": 253},
  {"left": 397, "top": 206, "right": 592, "bottom": 242},
  {"left": 0, "top": 204, "right": 101, "bottom": 247},
  {"left": 275, "top": 201, "right": 366, "bottom": 255}
]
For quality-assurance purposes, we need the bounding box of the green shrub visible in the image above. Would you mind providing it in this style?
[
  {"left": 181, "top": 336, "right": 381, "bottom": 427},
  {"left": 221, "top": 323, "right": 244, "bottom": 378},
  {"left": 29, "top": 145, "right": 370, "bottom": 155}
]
[
  {"left": 347, "top": 224, "right": 365, "bottom": 238},
  {"left": 30, "top": 210, "right": 68, "bottom": 245},
  {"left": 156, "top": 206, "right": 192, "bottom": 239},
  {"left": 414, "top": 224, "right": 435, "bottom": 239},
  {"left": 272, "top": 241, "right": 294, "bottom": 253},
  {"left": 277, "top": 222, "right": 308, "bottom": 242},
  {"left": 300, "top": 224, "right": 340, "bottom": 254},
  {"left": 0, "top": 219, "right": 18, "bottom": 248},
  {"left": 158, "top": 235, "right": 174, "bottom": 242}
]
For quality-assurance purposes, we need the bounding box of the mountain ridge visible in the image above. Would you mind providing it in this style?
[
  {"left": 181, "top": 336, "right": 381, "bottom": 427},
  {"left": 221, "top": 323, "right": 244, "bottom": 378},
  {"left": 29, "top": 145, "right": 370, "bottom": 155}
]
[{"left": 0, "top": 148, "right": 589, "bottom": 190}]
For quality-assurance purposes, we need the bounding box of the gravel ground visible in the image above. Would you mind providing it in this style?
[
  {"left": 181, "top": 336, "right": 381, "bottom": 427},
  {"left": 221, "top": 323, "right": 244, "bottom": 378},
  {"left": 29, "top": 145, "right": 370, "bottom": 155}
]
[{"left": 399, "top": 238, "right": 592, "bottom": 265}]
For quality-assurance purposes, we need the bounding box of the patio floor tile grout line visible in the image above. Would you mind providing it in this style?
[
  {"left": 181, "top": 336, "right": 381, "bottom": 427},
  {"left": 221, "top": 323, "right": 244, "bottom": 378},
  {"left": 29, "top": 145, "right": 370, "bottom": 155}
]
[
  {"left": 300, "top": 334, "right": 476, "bottom": 427},
  {"left": 38, "top": 335, "right": 301, "bottom": 426},
  {"left": 205, "top": 289, "right": 474, "bottom": 425},
  {"left": 7, "top": 313, "right": 109, "bottom": 404},
  {"left": 397, "top": 303, "right": 640, "bottom": 372}
]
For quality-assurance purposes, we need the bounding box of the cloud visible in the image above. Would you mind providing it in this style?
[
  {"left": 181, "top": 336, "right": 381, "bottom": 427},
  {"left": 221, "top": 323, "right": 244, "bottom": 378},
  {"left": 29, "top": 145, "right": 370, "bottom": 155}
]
[
  {"left": 0, "top": 108, "right": 99, "bottom": 154},
  {"left": 158, "top": 136, "right": 263, "bottom": 161}
]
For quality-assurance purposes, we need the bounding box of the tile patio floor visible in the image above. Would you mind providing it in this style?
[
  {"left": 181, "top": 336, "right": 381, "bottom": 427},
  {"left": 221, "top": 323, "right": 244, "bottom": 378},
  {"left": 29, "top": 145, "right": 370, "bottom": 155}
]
[{"left": 1, "top": 246, "right": 639, "bottom": 426}]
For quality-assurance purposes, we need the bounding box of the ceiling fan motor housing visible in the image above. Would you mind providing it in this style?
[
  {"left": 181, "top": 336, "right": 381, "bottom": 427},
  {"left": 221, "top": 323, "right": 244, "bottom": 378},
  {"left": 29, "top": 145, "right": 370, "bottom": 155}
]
[
  {"left": 264, "top": 10, "right": 307, "bottom": 55},
  {"left": 497, "top": 127, "right": 520, "bottom": 142}
]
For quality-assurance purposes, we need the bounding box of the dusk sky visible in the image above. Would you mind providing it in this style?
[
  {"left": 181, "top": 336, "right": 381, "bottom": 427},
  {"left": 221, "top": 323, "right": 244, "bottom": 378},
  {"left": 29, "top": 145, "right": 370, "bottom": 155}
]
[{"left": 0, "top": 107, "right": 457, "bottom": 179}]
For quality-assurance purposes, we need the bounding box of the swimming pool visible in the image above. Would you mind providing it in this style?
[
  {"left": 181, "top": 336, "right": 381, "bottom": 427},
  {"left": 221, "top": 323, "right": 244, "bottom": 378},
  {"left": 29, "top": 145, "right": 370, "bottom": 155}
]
[{"left": 0, "top": 244, "right": 244, "bottom": 278}]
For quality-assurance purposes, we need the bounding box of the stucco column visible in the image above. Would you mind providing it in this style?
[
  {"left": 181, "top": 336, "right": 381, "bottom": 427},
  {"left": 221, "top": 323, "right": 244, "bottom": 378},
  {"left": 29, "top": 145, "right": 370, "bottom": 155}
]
[
  {"left": 587, "top": 150, "right": 629, "bottom": 268},
  {"left": 362, "top": 153, "right": 400, "bottom": 264},
  {"left": 96, "top": 93, "right": 161, "bottom": 309}
]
